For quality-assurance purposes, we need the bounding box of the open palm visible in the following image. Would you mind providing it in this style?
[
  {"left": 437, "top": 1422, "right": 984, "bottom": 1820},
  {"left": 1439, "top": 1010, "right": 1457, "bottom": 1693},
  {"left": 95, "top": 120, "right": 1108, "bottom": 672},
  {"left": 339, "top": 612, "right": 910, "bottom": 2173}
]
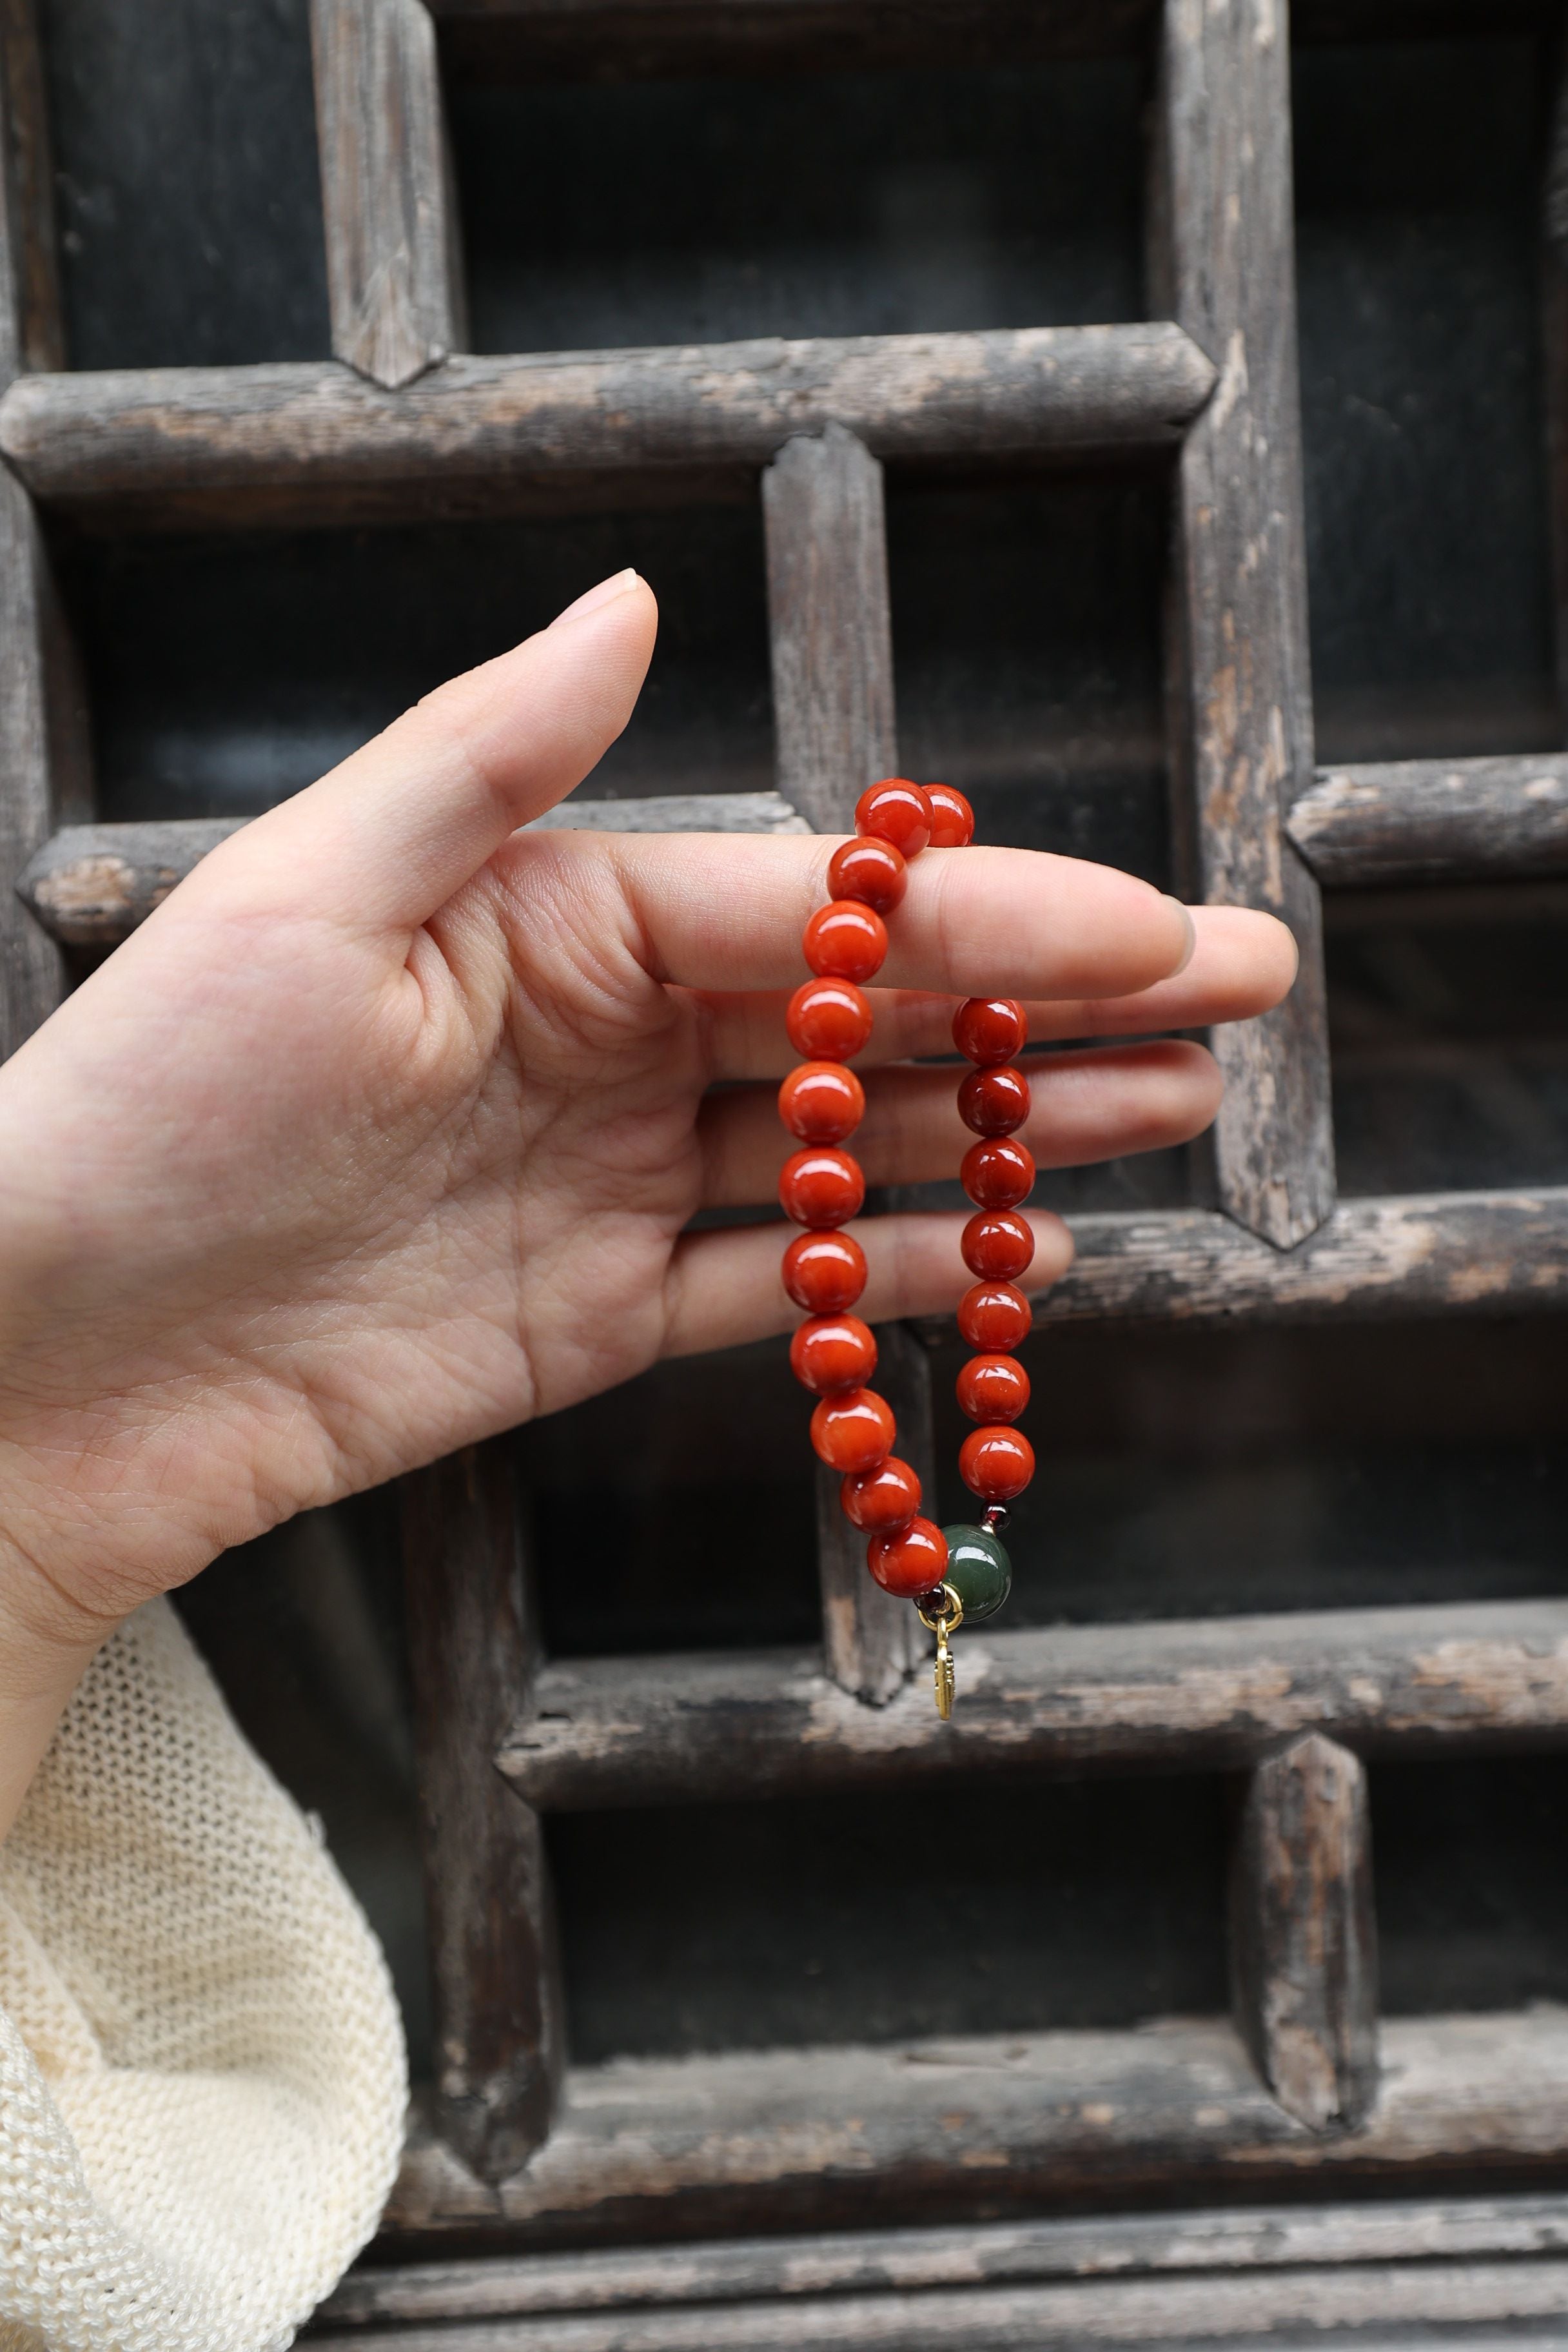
[{"left": 0, "top": 569, "right": 1295, "bottom": 1651}]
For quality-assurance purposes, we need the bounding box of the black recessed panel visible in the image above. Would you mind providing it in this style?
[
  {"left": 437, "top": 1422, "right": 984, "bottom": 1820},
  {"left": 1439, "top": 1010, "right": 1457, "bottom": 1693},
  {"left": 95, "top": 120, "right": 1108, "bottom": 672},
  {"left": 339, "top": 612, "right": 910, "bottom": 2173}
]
[
  {"left": 59, "top": 504, "right": 770, "bottom": 819},
  {"left": 41, "top": 0, "right": 331, "bottom": 368},
  {"left": 550, "top": 1774, "right": 1228, "bottom": 2061},
  {"left": 452, "top": 58, "right": 1144, "bottom": 355},
  {"left": 1327, "top": 888, "right": 1568, "bottom": 1195},
  {"left": 1295, "top": 37, "right": 1560, "bottom": 761},
  {"left": 931, "top": 1316, "right": 1568, "bottom": 1627},
  {"left": 522, "top": 1338, "right": 819, "bottom": 1658},
  {"left": 1376, "top": 1755, "right": 1568, "bottom": 2014}
]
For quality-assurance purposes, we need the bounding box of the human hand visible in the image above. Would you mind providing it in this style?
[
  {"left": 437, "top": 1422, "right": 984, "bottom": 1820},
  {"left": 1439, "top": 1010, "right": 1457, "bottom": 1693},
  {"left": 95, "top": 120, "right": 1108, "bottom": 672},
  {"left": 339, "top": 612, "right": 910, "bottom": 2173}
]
[{"left": 0, "top": 569, "right": 1294, "bottom": 1808}]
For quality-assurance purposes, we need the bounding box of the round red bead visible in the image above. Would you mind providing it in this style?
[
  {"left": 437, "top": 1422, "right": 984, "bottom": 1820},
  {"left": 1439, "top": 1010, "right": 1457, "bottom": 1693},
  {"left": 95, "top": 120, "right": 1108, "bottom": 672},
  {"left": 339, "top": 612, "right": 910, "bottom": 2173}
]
[
  {"left": 787, "top": 979, "right": 873, "bottom": 1063},
  {"left": 956, "top": 1353, "right": 1030, "bottom": 1424},
  {"left": 855, "top": 778, "right": 932, "bottom": 859},
  {"left": 778, "top": 1061, "right": 865, "bottom": 1144},
  {"left": 959, "top": 1064, "right": 1031, "bottom": 1137},
  {"left": 791, "top": 1313, "right": 877, "bottom": 1394},
  {"left": 828, "top": 835, "right": 906, "bottom": 914},
  {"left": 803, "top": 900, "right": 888, "bottom": 984},
  {"left": 810, "top": 1387, "right": 896, "bottom": 1473},
  {"left": 953, "top": 997, "right": 1026, "bottom": 1066},
  {"left": 959, "top": 1426, "right": 1036, "bottom": 1502},
  {"left": 779, "top": 1146, "right": 865, "bottom": 1229},
  {"left": 926, "top": 784, "right": 975, "bottom": 848},
  {"left": 962, "top": 1209, "right": 1035, "bottom": 1282},
  {"left": 782, "top": 1229, "right": 867, "bottom": 1314},
  {"left": 867, "top": 1514, "right": 948, "bottom": 1597},
  {"left": 961, "top": 1137, "right": 1035, "bottom": 1209},
  {"left": 841, "top": 1455, "right": 922, "bottom": 1533},
  {"left": 957, "top": 1280, "right": 1032, "bottom": 1350}
]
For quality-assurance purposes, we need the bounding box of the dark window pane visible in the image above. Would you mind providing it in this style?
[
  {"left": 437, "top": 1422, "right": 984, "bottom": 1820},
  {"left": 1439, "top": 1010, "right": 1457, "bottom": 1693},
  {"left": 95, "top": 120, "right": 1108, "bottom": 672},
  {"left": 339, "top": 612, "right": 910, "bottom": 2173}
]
[{"left": 1376, "top": 1757, "right": 1568, "bottom": 2014}]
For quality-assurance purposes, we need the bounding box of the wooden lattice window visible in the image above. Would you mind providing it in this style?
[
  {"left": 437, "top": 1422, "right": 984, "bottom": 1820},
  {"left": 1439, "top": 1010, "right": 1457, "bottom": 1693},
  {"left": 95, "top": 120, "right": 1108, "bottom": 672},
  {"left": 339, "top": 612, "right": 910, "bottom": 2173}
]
[{"left": 7, "top": 0, "right": 1568, "bottom": 2337}]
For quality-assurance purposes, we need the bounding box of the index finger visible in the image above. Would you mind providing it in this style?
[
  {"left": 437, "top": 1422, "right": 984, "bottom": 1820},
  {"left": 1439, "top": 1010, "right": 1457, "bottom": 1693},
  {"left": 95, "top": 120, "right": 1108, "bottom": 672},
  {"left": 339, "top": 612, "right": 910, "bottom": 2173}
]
[{"left": 506, "top": 830, "right": 1197, "bottom": 1001}]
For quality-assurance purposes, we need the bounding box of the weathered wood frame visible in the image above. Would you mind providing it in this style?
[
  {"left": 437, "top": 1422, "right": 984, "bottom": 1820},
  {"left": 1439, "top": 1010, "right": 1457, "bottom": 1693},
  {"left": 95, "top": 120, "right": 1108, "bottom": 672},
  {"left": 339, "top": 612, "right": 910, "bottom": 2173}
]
[{"left": 6, "top": 0, "right": 1568, "bottom": 2292}]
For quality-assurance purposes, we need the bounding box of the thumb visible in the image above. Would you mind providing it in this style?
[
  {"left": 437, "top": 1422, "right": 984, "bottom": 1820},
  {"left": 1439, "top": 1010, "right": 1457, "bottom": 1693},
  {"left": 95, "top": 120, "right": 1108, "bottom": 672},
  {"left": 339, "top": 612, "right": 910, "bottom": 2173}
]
[{"left": 210, "top": 570, "right": 658, "bottom": 936}]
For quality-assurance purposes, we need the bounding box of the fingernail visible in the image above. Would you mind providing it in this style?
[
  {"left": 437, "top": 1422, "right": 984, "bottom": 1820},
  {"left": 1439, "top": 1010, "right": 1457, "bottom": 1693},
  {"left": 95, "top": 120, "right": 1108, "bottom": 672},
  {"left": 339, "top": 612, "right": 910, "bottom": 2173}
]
[
  {"left": 551, "top": 569, "right": 642, "bottom": 627},
  {"left": 1164, "top": 895, "right": 1197, "bottom": 975}
]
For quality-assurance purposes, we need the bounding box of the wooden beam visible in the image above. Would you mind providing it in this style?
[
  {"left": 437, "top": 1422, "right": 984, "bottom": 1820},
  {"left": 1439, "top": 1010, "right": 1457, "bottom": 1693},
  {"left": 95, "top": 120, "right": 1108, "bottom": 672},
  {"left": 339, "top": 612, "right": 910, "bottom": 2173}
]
[
  {"left": 14, "top": 795, "right": 810, "bottom": 948},
  {"left": 1231, "top": 1733, "right": 1379, "bottom": 2132},
  {"left": 498, "top": 1597, "right": 1568, "bottom": 1813},
  {"left": 763, "top": 424, "right": 925, "bottom": 1703},
  {"left": 381, "top": 2008, "right": 1568, "bottom": 2242},
  {"left": 0, "top": 0, "right": 84, "bottom": 1058},
  {"left": 402, "top": 1440, "right": 562, "bottom": 2182},
  {"left": 311, "top": 0, "right": 466, "bottom": 390},
  {"left": 1152, "top": 0, "right": 1335, "bottom": 1249},
  {"left": 0, "top": 324, "right": 1219, "bottom": 527},
  {"left": 1289, "top": 754, "right": 1568, "bottom": 887},
  {"left": 320, "top": 2190, "right": 1568, "bottom": 2330}
]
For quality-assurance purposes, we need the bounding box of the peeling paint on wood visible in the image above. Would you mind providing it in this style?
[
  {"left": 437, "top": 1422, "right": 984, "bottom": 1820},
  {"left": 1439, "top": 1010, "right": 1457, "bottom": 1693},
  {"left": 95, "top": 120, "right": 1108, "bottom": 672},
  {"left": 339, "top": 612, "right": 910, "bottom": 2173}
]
[{"left": 1288, "top": 754, "right": 1568, "bottom": 885}]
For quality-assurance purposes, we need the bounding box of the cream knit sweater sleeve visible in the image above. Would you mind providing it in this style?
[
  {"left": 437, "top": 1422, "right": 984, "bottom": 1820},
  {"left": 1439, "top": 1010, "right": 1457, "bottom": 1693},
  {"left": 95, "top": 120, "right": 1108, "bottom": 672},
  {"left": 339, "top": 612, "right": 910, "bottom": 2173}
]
[{"left": 0, "top": 1597, "right": 407, "bottom": 2352}]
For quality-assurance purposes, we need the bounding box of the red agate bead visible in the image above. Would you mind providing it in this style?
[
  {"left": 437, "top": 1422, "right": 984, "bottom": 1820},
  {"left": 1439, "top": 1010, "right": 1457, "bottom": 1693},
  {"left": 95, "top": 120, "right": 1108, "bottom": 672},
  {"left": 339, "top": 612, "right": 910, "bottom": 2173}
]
[
  {"left": 959, "top": 1064, "right": 1031, "bottom": 1137},
  {"left": 787, "top": 979, "right": 872, "bottom": 1063},
  {"left": 954, "top": 997, "right": 1026, "bottom": 1066},
  {"left": 803, "top": 900, "right": 888, "bottom": 984},
  {"left": 867, "top": 1515, "right": 948, "bottom": 1597},
  {"left": 783, "top": 1229, "right": 867, "bottom": 1313},
  {"left": 811, "top": 1387, "right": 896, "bottom": 1472},
  {"left": 961, "top": 1209, "right": 1034, "bottom": 1281},
  {"left": 957, "top": 1280, "right": 1032, "bottom": 1350},
  {"left": 961, "top": 1137, "right": 1035, "bottom": 1209},
  {"left": 956, "top": 1354, "right": 1030, "bottom": 1424},
  {"left": 855, "top": 778, "right": 932, "bottom": 858},
  {"left": 790, "top": 1314, "right": 877, "bottom": 1395},
  {"left": 828, "top": 835, "right": 906, "bottom": 913},
  {"left": 926, "top": 784, "right": 974, "bottom": 847},
  {"left": 841, "top": 1455, "right": 921, "bottom": 1532},
  {"left": 779, "top": 1146, "right": 865, "bottom": 1228},
  {"left": 779, "top": 1061, "right": 865, "bottom": 1144},
  {"left": 959, "top": 1426, "right": 1035, "bottom": 1502}
]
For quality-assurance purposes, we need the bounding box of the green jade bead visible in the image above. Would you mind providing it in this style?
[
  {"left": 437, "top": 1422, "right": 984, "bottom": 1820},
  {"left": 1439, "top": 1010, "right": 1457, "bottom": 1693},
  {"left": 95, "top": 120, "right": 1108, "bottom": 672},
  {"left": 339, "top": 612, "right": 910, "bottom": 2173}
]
[{"left": 939, "top": 1524, "right": 1012, "bottom": 1625}]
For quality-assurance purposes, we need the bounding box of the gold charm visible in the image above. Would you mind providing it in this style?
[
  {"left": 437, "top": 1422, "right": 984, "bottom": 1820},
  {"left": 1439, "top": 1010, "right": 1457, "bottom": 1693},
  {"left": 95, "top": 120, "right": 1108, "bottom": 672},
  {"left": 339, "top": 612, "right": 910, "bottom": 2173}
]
[{"left": 917, "top": 1583, "right": 965, "bottom": 1720}]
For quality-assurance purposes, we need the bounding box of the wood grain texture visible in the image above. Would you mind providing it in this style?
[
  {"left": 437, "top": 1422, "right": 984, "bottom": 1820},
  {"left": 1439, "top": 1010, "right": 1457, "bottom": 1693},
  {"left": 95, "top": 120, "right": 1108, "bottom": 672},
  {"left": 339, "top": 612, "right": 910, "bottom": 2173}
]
[
  {"left": 309, "top": 2254, "right": 1568, "bottom": 2347},
  {"left": 498, "top": 1597, "right": 1568, "bottom": 1812},
  {"left": 317, "top": 2190, "right": 1568, "bottom": 2328},
  {"left": 403, "top": 1441, "right": 562, "bottom": 2182},
  {"left": 1288, "top": 754, "right": 1568, "bottom": 885},
  {"left": 380, "top": 2007, "right": 1568, "bottom": 2242},
  {"left": 0, "top": 325, "right": 1219, "bottom": 525},
  {"left": 1153, "top": 0, "right": 1335, "bottom": 1249},
  {"left": 0, "top": 0, "right": 62, "bottom": 374},
  {"left": 15, "top": 796, "right": 810, "bottom": 946},
  {"left": 311, "top": 0, "right": 466, "bottom": 389},
  {"left": 1231, "top": 1734, "right": 1378, "bottom": 2133}
]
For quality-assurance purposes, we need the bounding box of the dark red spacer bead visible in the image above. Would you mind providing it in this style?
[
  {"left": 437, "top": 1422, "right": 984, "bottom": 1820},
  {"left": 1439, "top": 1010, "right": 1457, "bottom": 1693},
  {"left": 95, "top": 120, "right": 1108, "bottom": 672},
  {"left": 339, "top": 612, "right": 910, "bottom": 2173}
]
[
  {"left": 959, "top": 1064, "right": 1031, "bottom": 1137},
  {"left": 926, "top": 784, "right": 975, "bottom": 848},
  {"left": 803, "top": 900, "right": 888, "bottom": 984},
  {"left": 855, "top": 778, "right": 933, "bottom": 859},
  {"left": 961, "top": 1137, "right": 1035, "bottom": 1209},
  {"left": 867, "top": 1515, "right": 948, "bottom": 1597},
  {"left": 957, "top": 1280, "right": 1032, "bottom": 1350},
  {"left": 786, "top": 979, "right": 873, "bottom": 1063},
  {"left": 790, "top": 1313, "right": 877, "bottom": 1395},
  {"left": 778, "top": 1061, "right": 865, "bottom": 1144},
  {"left": 953, "top": 997, "right": 1026, "bottom": 1067},
  {"left": 782, "top": 1230, "right": 867, "bottom": 1314},
  {"left": 961, "top": 1209, "right": 1035, "bottom": 1282},
  {"left": 959, "top": 1426, "right": 1035, "bottom": 1502},
  {"left": 841, "top": 1455, "right": 922, "bottom": 1533},
  {"left": 779, "top": 1146, "right": 865, "bottom": 1229},
  {"left": 828, "top": 836, "right": 907, "bottom": 914},
  {"left": 956, "top": 1353, "right": 1030, "bottom": 1425},
  {"left": 811, "top": 1387, "right": 896, "bottom": 1473}
]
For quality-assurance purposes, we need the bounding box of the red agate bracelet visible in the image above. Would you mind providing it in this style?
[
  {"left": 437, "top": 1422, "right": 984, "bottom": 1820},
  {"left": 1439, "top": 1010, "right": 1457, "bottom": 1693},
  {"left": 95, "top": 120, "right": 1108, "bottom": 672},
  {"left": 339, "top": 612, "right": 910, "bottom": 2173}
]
[{"left": 778, "top": 778, "right": 1035, "bottom": 1719}]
